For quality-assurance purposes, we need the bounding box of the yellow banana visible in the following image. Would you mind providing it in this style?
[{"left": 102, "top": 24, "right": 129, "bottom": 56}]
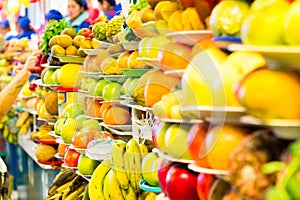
[
  {"left": 138, "top": 191, "right": 149, "bottom": 200},
  {"left": 168, "top": 10, "right": 184, "bottom": 31},
  {"left": 89, "top": 157, "right": 112, "bottom": 200},
  {"left": 184, "top": 7, "right": 205, "bottom": 30},
  {"left": 112, "top": 141, "right": 129, "bottom": 189},
  {"left": 139, "top": 144, "right": 149, "bottom": 160},
  {"left": 65, "top": 183, "right": 87, "bottom": 200},
  {"left": 181, "top": 9, "right": 193, "bottom": 30},
  {"left": 16, "top": 111, "right": 29, "bottom": 127},
  {"left": 122, "top": 185, "right": 137, "bottom": 200},
  {"left": 103, "top": 170, "right": 111, "bottom": 200},
  {"left": 126, "top": 139, "right": 143, "bottom": 195},
  {"left": 106, "top": 169, "right": 125, "bottom": 200}
]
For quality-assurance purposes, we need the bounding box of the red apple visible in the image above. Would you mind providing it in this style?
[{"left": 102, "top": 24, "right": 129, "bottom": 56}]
[
  {"left": 166, "top": 164, "right": 199, "bottom": 200},
  {"left": 39, "top": 54, "right": 49, "bottom": 65},
  {"left": 28, "top": 79, "right": 38, "bottom": 91},
  {"left": 157, "top": 159, "right": 172, "bottom": 193},
  {"left": 187, "top": 123, "right": 210, "bottom": 168},
  {"left": 197, "top": 173, "right": 215, "bottom": 200},
  {"left": 35, "top": 53, "right": 42, "bottom": 66}
]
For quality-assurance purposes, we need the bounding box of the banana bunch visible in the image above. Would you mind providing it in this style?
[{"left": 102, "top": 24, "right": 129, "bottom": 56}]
[
  {"left": 30, "top": 124, "right": 54, "bottom": 141},
  {"left": 46, "top": 168, "right": 88, "bottom": 200},
  {"left": 16, "top": 111, "right": 33, "bottom": 134},
  {"left": 89, "top": 140, "right": 149, "bottom": 200},
  {"left": 168, "top": 7, "right": 205, "bottom": 31},
  {"left": 0, "top": 115, "right": 8, "bottom": 130}
]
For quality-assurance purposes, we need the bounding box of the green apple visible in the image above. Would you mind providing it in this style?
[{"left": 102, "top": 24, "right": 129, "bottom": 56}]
[
  {"left": 283, "top": 1, "right": 300, "bottom": 45},
  {"left": 121, "top": 78, "right": 132, "bottom": 95},
  {"left": 75, "top": 114, "right": 87, "bottom": 124},
  {"left": 88, "top": 81, "right": 97, "bottom": 96},
  {"left": 142, "top": 152, "right": 160, "bottom": 186},
  {"left": 43, "top": 69, "right": 55, "bottom": 85},
  {"left": 54, "top": 118, "right": 66, "bottom": 135},
  {"left": 102, "top": 82, "right": 122, "bottom": 101},
  {"left": 164, "top": 123, "right": 192, "bottom": 160},
  {"left": 60, "top": 118, "right": 81, "bottom": 144},
  {"left": 52, "top": 69, "right": 60, "bottom": 85},
  {"left": 35, "top": 86, "right": 43, "bottom": 96},
  {"left": 82, "top": 119, "right": 101, "bottom": 130},
  {"left": 62, "top": 103, "right": 85, "bottom": 119},
  {"left": 79, "top": 78, "right": 88, "bottom": 91},
  {"left": 151, "top": 157, "right": 164, "bottom": 186},
  {"left": 94, "top": 79, "right": 109, "bottom": 96},
  {"left": 78, "top": 154, "right": 100, "bottom": 175},
  {"left": 127, "top": 78, "right": 139, "bottom": 97}
]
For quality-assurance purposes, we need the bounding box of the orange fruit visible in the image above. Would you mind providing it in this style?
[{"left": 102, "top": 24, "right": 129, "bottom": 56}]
[
  {"left": 127, "top": 50, "right": 145, "bottom": 69},
  {"left": 58, "top": 143, "right": 68, "bottom": 157},
  {"left": 157, "top": 42, "right": 192, "bottom": 71},
  {"left": 103, "top": 106, "right": 131, "bottom": 125},
  {"left": 205, "top": 125, "right": 247, "bottom": 170},
  {"left": 192, "top": 38, "right": 219, "bottom": 57},
  {"left": 117, "top": 51, "right": 131, "bottom": 69},
  {"left": 99, "top": 102, "right": 111, "bottom": 118},
  {"left": 87, "top": 99, "right": 102, "bottom": 118}
]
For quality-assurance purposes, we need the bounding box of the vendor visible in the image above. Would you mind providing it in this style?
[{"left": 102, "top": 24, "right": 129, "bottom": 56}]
[
  {"left": 0, "top": 20, "right": 17, "bottom": 41},
  {"left": 66, "top": 0, "right": 90, "bottom": 33},
  {"left": 98, "top": 0, "right": 121, "bottom": 20},
  {"left": 45, "top": 9, "right": 63, "bottom": 25},
  {"left": 15, "top": 16, "right": 37, "bottom": 40}
]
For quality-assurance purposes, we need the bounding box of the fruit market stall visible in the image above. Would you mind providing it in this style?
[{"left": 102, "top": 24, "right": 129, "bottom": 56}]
[{"left": 1, "top": 0, "right": 300, "bottom": 199}]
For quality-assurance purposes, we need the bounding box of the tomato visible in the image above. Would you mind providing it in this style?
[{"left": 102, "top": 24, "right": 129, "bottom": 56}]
[{"left": 64, "top": 148, "right": 81, "bottom": 167}]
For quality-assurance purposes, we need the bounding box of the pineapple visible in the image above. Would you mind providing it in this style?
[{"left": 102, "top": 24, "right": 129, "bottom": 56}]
[
  {"left": 106, "top": 15, "right": 125, "bottom": 40},
  {"left": 92, "top": 22, "right": 107, "bottom": 41}
]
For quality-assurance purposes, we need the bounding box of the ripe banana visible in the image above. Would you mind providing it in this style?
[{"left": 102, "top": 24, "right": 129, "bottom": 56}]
[
  {"left": 122, "top": 185, "right": 137, "bottom": 200},
  {"left": 168, "top": 10, "right": 184, "bottom": 31},
  {"left": 16, "top": 111, "right": 30, "bottom": 127},
  {"left": 181, "top": 9, "right": 193, "bottom": 30},
  {"left": 105, "top": 169, "right": 125, "bottom": 200},
  {"left": 126, "top": 139, "right": 143, "bottom": 195},
  {"left": 89, "top": 157, "right": 112, "bottom": 200},
  {"left": 112, "top": 141, "right": 129, "bottom": 189},
  {"left": 65, "top": 183, "right": 87, "bottom": 200},
  {"left": 63, "top": 175, "right": 87, "bottom": 199},
  {"left": 139, "top": 144, "right": 148, "bottom": 160},
  {"left": 48, "top": 169, "right": 77, "bottom": 195},
  {"left": 138, "top": 191, "right": 149, "bottom": 200},
  {"left": 184, "top": 7, "right": 205, "bottom": 30},
  {"left": 103, "top": 170, "right": 111, "bottom": 200}
]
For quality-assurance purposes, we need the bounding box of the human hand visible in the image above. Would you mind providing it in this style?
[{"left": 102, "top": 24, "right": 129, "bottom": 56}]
[{"left": 23, "top": 51, "right": 40, "bottom": 72}]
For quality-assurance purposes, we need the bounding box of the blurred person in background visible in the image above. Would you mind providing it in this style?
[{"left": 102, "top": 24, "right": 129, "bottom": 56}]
[
  {"left": 45, "top": 9, "right": 63, "bottom": 25},
  {"left": 0, "top": 20, "right": 17, "bottom": 41},
  {"left": 66, "top": 0, "right": 90, "bottom": 32},
  {"left": 97, "top": 0, "right": 121, "bottom": 20},
  {"left": 87, "top": 7, "right": 100, "bottom": 22},
  {"left": 14, "top": 16, "right": 37, "bottom": 40}
]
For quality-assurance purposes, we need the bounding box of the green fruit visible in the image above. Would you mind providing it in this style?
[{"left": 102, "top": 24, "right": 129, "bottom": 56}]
[
  {"left": 94, "top": 79, "right": 109, "bottom": 96},
  {"left": 82, "top": 119, "right": 101, "bottom": 130},
  {"left": 78, "top": 154, "right": 100, "bottom": 175},
  {"left": 92, "top": 22, "right": 107, "bottom": 41},
  {"left": 54, "top": 118, "right": 65, "bottom": 135},
  {"left": 43, "top": 69, "right": 55, "bottom": 85},
  {"left": 62, "top": 103, "right": 84, "bottom": 119},
  {"left": 52, "top": 69, "right": 60, "bottom": 84},
  {"left": 60, "top": 118, "right": 80, "bottom": 144},
  {"left": 88, "top": 81, "right": 97, "bottom": 96},
  {"left": 102, "top": 82, "right": 122, "bottom": 101},
  {"left": 141, "top": 152, "right": 160, "bottom": 186}
]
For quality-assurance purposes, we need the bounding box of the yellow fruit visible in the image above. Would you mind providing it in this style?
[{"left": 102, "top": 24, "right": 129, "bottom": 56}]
[
  {"left": 65, "top": 46, "right": 78, "bottom": 56},
  {"left": 57, "top": 34, "right": 73, "bottom": 48},
  {"left": 57, "top": 64, "right": 83, "bottom": 88},
  {"left": 73, "top": 35, "right": 85, "bottom": 48},
  {"left": 51, "top": 44, "right": 65, "bottom": 55},
  {"left": 154, "top": 1, "right": 179, "bottom": 21},
  {"left": 49, "top": 35, "right": 60, "bottom": 48}
]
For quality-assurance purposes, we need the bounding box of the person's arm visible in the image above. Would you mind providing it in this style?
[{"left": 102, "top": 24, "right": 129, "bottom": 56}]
[{"left": 0, "top": 52, "right": 38, "bottom": 119}]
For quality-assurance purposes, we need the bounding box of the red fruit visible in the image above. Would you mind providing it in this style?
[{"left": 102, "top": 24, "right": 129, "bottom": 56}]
[
  {"left": 187, "top": 123, "right": 210, "bottom": 168},
  {"left": 39, "top": 54, "right": 49, "bottom": 65},
  {"left": 29, "top": 79, "right": 38, "bottom": 91},
  {"left": 34, "top": 66, "right": 44, "bottom": 74},
  {"left": 64, "top": 148, "right": 81, "bottom": 167},
  {"left": 35, "top": 53, "right": 42, "bottom": 66},
  {"left": 197, "top": 173, "right": 215, "bottom": 200},
  {"left": 166, "top": 164, "right": 199, "bottom": 200},
  {"left": 72, "top": 128, "right": 96, "bottom": 149},
  {"left": 157, "top": 160, "right": 172, "bottom": 193}
]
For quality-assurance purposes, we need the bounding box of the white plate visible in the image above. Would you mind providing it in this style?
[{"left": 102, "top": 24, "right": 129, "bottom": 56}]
[
  {"left": 97, "top": 40, "right": 114, "bottom": 48},
  {"left": 152, "top": 148, "right": 195, "bottom": 164},
  {"left": 136, "top": 57, "right": 159, "bottom": 68},
  {"left": 84, "top": 94, "right": 104, "bottom": 100},
  {"left": 165, "top": 30, "right": 213, "bottom": 46},
  {"left": 41, "top": 63, "right": 62, "bottom": 69},
  {"left": 32, "top": 79, "right": 60, "bottom": 88},
  {"left": 48, "top": 131, "right": 60, "bottom": 138},
  {"left": 110, "top": 53, "right": 122, "bottom": 59},
  {"left": 157, "top": 118, "right": 203, "bottom": 124},
  {"left": 188, "top": 163, "right": 229, "bottom": 176},
  {"left": 52, "top": 55, "right": 85, "bottom": 64},
  {"left": 78, "top": 89, "right": 89, "bottom": 94},
  {"left": 54, "top": 153, "right": 63, "bottom": 160},
  {"left": 181, "top": 106, "right": 246, "bottom": 120},
  {"left": 240, "top": 115, "right": 300, "bottom": 140},
  {"left": 61, "top": 163, "right": 78, "bottom": 169},
  {"left": 55, "top": 137, "right": 68, "bottom": 145},
  {"left": 80, "top": 48, "right": 104, "bottom": 55},
  {"left": 100, "top": 122, "right": 132, "bottom": 131},
  {"left": 76, "top": 170, "right": 92, "bottom": 181},
  {"left": 69, "top": 144, "right": 86, "bottom": 153},
  {"left": 163, "top": 69, "right": 185, "bottom": 78},
  {"left": 120, "top": 101, "right": 153, "bottom": 112},
  {"left": 118, "top": 41, "right": 139, "bottom": 51},
  {"left": 86, "top": 115, "right": 103, "bottom": 121},
  {"left": 78, "top": 70, "right": 103, "bottom": 76},
  {"left": 37, "top": 117, "right": 57, "bottom": 123},
  {"left": 100, "top": 122, "right": 132, "bottom": 136},
  {"left": 103, "top": 75, "right": 128, "bottom": 83},
  {"left": 228, "top": 44, "right": 300, "bottom": 70}
]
